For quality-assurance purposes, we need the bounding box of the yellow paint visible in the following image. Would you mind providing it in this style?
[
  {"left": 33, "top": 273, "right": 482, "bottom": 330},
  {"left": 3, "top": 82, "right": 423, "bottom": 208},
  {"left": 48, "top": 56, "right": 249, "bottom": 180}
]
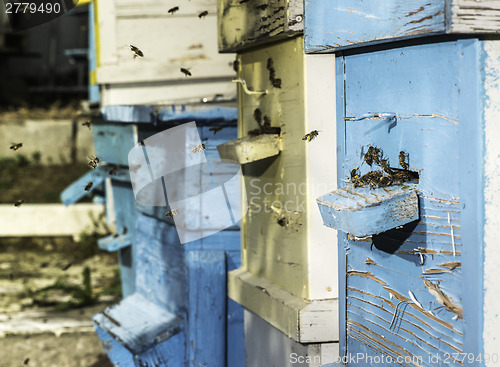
[
  {"left": 75, "top": 0, "right": 92, "bottom": 6},
  {"left": 89, "top": 70, "right": 97, "bottom": 86},
  {"left": 94, "top": 0, "right": 101, "bottom": 68}
]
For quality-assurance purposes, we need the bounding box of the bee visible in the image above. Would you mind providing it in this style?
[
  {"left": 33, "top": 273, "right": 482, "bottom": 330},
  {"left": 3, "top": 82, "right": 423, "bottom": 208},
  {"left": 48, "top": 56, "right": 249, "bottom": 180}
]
[
  {"left": 262, "top": 115, "right": 271, "bottom": 129},
  {"left": 209, "top": 126, "right": 224, "bottom": 135},
  {"left": 10, "top": 142, "right": 22, "bottom": 151},
  {"left": 168, "top": 6, "right": 179, "bottom": 14},
  {"left": 113, "top": 233, "right": 119, "bottom": 238},
  {"left": 198, "top": 10, "right": 208, "bottom": 18},
  {"left": 253, "top": 108, "right": 262, "bottom": 125},
  {"left": 364, "top": 146, "right": 382, "bottom": 166},
  {"left": 140, "top": 139, "right": 145, "bottom": 146},
  {"left": 24, "top": 358, "right": 29, "bottom": 365},
  {"left": 302, "top": 130, "right": 319, "bottom": 142},
  {"left": 266, "top": 58, "right": 274, "bottom": 70},
  {"left": 87, "top": 155, "right": 100, "bottom": 169},
  {"left": 233, "top": 59, "right": 239, "bottom": 73},
  {"left": 180, "top": 68, "right": 191, "bottom": 77},
  {"left": 354, "top": 171, "right": 383, "bottom": 188},
  {"left": 82, "top": 120, "right": 92, "bottom": 129},
  {"left": 271, "top": 78, "right": 282, "bottom": 88},
  {"left": 277, "top": 217, "right": 287, "bottom": 227},
  {"left": 129, "top": 44, "right": 144, "bottom": 58},
  {"left": 108, "top": 166, "right": 118, "bottom": 175},
  {"left": 14, "top": 199, "right": 25, "bottom": 207},
  {"left": 192, "top": 143, "right": 206, "bottom": 153},
  {"left": 350, "top": 168, "right": 359, "bottom": 182},
  {"left": 399, "top": 151, "right": 409, "bottom": 170},
  {"left": 122, "top": 226, "right": 128, "bottom": 235},
  {"left": 165, "top": 209, "right": 179, "bottom": 218},
  {"left": 379, "top": 175, "right": 392, "bottom": 187},
  {"left": 84, "top": 182, "right": 93, "bottom": 191},
  {"left": 380, "top": 158, "right": 393, "bottom": 175},
  {"left": 62, "top": 263, "right": 72, "bottom": 271}
]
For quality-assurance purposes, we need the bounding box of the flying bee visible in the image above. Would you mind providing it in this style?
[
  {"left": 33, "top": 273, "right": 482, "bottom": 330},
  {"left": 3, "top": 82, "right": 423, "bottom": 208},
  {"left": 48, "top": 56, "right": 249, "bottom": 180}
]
[
  {"left": 87, "top": 155, "right": 100, "bottom": 169},
  {"left": 399, "top": 151, "right": 409, "bottom": 170},
  {"left": 24, "top": 358, "right": 29, "bottom": 365},
  {"left": 82, "top": 120, "right": 92, "bottom": 129},
  {"left": 198, "top": 10, "right": 208, "bottom": 18},
  {"left": 10, "top": 142, "right": 22, "bottom": 151},
  {"left": 108, "top": 166, "right": 118, "bottom": 175},
  {"left": 192, "top": 143, "right": 206, "bottom": 153},
  {"left": 168, "top": 6, "right": 179, "bottom": 14},
  {"left": 180, "top": 68, "right": 191, "bottom": 77},
  {"left": 62, "top": 263, "right": 72, "bottom": 271},
  {"left": 84, "top": 182, "right": 93, "bottom": 191},
  {"left": 129, "top": 44, "right": 144, "bottom": 58},
  {"left": 302, "top": 130, "right": 319, "bottom": 142},
  {"left": 14, "top": 199, "right": 25, "bottom": 207},
  {"left": 209, "top": 126, "right": 224, "bottom": 135},
  {"left": 165, "top": 209, "right": 179, "bottom": 218}
]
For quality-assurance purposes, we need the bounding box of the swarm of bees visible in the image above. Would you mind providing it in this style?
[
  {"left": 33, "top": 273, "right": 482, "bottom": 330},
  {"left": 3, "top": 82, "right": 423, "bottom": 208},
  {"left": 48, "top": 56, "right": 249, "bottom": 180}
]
[
  {"left": 129, "top": 44, "right": 144, "bottom": 58},
  {"left": 87, "top": 155, "right": 100, "bottom": 169},
  {"left": 302, "top": 130, "right": 320, "bottom": 142},
  {"left": 165, "top": 209, "right": 179, "bottom": 218},
  {"left": 180, "top": 68, "right": 192, "bottom": 77},
  {"left": 10, "top": 142, "right": 22, "bottom": 151},
  {"left": 198, "top": 10, "right": 208, "bottom": 18},
  {"left": 192, "top": 143, "right": 206, "bottom": 153},
  {"left": 14, "top": 199, "right": 25, "bottom": 207},
  {"left": 350, "top": 147, "right": 419, "bottom": 188},
  {"left": 168, "top": 6, "right": 179, "bottom": 14},
  {"left": 266, "top": 58, "right": 282, "bottom": 89}
]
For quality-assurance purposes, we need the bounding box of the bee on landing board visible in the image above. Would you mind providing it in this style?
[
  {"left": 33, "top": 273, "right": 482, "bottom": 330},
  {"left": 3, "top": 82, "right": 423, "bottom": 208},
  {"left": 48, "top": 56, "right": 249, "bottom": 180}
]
[
  {"left": 14, "top": 199, "right": 25, "bottom": 207},
  {"left": 192, "top": 143, "right": 206, "bottom": 153},
  {"left": 302, "top": 130, "right": 319, "bottom": 142},
  {"left": 129, "top": 44, "right": 144, "bottom": 58},
  {"left": 10, "top": 142, "right": 22, "bottom": 151},
  {"left": 165, "top": 209, "right": 179, "bottom": 218}
]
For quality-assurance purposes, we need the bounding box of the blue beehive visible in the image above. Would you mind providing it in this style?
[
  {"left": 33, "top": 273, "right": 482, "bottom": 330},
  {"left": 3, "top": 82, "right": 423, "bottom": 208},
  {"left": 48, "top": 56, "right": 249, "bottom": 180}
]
[
  {"left": 87, "top": 104, "right": 245, "bottom": 366},
  {"left": 307, "top": 2, "right": 500, "bottom": 364}
]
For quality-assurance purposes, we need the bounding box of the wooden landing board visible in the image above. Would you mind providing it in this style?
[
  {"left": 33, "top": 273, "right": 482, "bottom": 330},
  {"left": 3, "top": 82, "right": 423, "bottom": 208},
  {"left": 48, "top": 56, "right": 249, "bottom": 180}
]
[{"left": 317, "top": 185, "right": 419, "bottom": 237}]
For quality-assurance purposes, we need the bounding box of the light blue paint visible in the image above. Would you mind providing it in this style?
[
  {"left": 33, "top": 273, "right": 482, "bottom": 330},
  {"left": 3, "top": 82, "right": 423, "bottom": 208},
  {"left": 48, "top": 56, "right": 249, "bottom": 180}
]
[
  {"left": 60, "top": 167, "right": 106, "bottom": 206},
  {"left": 317, "top": 185, "right": 419, "bottom": 237},
  {"left": 187, "top": 250, "right": 226, "bottom": 367},
  {"left": 304, "top": 0, "right": 446, "bottom": 53},
  {"left": 93, "top": 123, "right": 138, "bottom": 166},
  {"left": 101, "top": 105, "right": 156, "bottom": 124},
  {"left": 97, "top": 234, "right": 132, "bottom": 252},
  {"left": 158, "top": 105, "right": 237, "bottom": 124},
  {"left": 334, "top": 40, "right": 485, "bottom": 365}
]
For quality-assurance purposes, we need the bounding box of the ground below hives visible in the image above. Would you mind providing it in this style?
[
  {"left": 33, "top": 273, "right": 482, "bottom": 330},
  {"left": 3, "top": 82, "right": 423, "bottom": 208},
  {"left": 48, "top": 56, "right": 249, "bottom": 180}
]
[{"left": 0, "top": 237, "right": 120, "bottom": 367}]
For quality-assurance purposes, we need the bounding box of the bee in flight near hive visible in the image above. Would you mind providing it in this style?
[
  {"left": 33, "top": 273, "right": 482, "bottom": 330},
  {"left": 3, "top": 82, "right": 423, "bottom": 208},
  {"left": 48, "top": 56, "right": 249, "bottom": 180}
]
[
  {"left": 209, "top": 126, "right": 224, "bottom": 135},
  {"left": 192, "top": 143, "right": 206, "bottom": 153},
  {"left": 168, "top": 6, "right": 179, "bottom": 14},
  {"left": 85, "top": 182, "right": 93, "bottom": 191},
  {"left": 302, "top": 130, "right": 319, "bottom": 142},
  {"left": 180, "top": 68, "right": 192, "bottom": 77},
  {"left": 165, "top": 209, "right": 179, "bottom": 218},
  {"left": 87, "top": 155, "right": 100, "bottom": 169},
  {"left": 82, "top": 120, "right": 92, "bottom": 129},
  {"left": 129, "top": 44, "right": 144, "bottom": 58},
  {"left": 10, "top": 142, "right": 22, "bottom": 151},
  {"left": 14, "top": 199, "right": 25, "bottom": 207},
  {"left": 199, "top": 10, "right": 208, "bottom": 18}
]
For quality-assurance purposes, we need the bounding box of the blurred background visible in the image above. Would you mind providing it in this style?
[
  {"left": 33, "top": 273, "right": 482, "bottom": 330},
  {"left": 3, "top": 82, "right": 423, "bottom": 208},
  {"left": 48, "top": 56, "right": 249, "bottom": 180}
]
[{"left": 0, "top": 2, "right": 120, "bottom": 366}]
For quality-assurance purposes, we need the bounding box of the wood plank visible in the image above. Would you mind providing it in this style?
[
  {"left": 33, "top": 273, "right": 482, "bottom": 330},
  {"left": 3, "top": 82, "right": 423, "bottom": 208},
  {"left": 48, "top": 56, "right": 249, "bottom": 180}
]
[
  {"left": 228, "top": 268, "right": 338, "bottom": 343},
  {"left": 0, "top": 204, "right": 104, "bottom": 237}
]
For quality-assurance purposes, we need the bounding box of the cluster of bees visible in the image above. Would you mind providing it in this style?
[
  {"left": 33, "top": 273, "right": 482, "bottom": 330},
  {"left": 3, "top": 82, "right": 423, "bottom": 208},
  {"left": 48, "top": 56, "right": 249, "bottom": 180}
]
[
  {"left": 248, "top": 108, "right": 281, "bottom": 136},
  {"left": 266, "top": 58, "right": 282, "bottom": 88},
  {"left": 350, "top": 146, "right": 419, "bottom": 188}
]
